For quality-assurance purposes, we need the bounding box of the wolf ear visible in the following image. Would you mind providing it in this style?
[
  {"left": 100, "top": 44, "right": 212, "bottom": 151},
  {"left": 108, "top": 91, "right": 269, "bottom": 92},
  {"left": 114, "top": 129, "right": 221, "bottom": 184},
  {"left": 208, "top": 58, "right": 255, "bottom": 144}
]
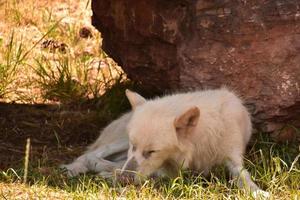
[
  {"left": 126, "top": 89, "right": 146, "bottom": 109},
  {"left": 174, "top": 107, "right": 200, "bottom": 136}
]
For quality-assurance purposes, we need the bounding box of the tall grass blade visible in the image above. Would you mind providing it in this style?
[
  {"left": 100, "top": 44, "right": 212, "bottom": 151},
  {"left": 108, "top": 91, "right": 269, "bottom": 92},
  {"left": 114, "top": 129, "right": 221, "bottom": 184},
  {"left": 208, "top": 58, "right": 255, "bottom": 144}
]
[{"left": 23, "top": 138, "right": 30, "bottom": 184}]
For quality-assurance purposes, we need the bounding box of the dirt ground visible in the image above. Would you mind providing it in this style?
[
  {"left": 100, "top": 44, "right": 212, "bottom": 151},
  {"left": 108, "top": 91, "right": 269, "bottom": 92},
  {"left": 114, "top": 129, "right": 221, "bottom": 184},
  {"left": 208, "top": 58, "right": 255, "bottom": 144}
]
[{"left": 0, "top": 102, "right": 108, "bottom": 171}]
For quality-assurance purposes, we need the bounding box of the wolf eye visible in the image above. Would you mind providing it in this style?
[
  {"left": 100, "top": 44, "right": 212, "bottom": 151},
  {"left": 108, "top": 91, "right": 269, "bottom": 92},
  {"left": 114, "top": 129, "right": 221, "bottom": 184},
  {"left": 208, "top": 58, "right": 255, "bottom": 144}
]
[{"left": 142, "top": 150, "right": 156, "bottom": 159}]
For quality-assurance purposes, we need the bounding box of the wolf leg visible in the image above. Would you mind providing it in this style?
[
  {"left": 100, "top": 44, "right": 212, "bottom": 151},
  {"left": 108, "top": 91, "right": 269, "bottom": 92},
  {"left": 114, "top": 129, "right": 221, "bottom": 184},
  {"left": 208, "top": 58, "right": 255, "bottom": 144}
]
[
  {"left": 60, "top": 154, "right": 89, "bottom": 177},
  {"left": 61, "top": 139, "right": 128, "bottom": 177},
  {"left": 226, "top": 157, "right": 270, "bottom": 198}
]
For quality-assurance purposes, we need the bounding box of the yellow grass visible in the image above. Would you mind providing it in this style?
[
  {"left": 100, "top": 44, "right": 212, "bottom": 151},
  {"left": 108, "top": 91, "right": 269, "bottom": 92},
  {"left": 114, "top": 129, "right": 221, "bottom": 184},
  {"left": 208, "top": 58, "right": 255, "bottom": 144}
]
[{"left": 0, "top": 0, "right": 124, "bottom": 104}]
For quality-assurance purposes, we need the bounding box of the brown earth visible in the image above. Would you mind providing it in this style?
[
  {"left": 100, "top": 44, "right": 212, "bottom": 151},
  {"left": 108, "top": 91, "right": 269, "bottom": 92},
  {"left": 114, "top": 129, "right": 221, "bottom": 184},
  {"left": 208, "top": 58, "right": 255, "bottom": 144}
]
[{"left": 0, "top": 102, "right": 104, "bottom": 170}]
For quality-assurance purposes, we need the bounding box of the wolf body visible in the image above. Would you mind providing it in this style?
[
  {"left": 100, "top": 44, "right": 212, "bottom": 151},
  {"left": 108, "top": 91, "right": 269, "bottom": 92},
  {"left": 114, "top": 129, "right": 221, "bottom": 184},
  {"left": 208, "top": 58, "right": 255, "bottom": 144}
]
[{"left": 62, "top": 88, "right": 268, "bottom": 197}]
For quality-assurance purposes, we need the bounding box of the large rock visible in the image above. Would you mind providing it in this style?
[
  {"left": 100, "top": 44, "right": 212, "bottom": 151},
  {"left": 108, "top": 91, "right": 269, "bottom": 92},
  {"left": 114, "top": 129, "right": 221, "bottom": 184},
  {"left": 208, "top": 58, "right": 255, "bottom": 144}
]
[{"left": 92, "top": 0, "right": 300, "bottom": 133}]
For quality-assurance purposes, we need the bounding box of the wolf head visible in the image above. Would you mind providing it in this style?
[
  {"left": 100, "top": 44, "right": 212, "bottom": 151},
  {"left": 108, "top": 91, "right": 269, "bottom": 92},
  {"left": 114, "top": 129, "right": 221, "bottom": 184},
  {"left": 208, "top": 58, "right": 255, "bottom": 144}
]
[{"left": 122, "top": 90, "right": 200, "bottom": 179}]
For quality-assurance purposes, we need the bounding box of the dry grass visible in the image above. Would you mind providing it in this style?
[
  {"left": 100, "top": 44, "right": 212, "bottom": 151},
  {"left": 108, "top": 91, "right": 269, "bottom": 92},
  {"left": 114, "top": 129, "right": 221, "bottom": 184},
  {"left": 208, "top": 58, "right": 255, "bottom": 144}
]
[
  {"left": 0, "top": 0, "right": 125, "bottom": 104},
  {"left": 0, "top": 182, "right": 72, "bottom": 200}
]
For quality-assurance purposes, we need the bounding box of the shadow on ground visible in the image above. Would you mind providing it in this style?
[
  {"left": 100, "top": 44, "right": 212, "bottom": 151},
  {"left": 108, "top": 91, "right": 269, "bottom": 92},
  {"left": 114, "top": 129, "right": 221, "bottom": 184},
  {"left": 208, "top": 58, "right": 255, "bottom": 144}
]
[{"left": 0, "top": 102, "right": 106, "bottom": 170}]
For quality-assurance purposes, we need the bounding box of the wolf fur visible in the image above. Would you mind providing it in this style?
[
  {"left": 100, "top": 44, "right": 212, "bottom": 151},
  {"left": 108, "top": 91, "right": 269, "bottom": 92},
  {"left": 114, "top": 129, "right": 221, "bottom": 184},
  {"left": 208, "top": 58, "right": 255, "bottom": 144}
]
[
  {"left": 124, "top": 88, "right": 268, "bottom": 197},
  {"left": 61, "top": 88, "right": 269, "bottom": 197},
  {"left": 60, "top": 112, "right": 131, "bottom": 177}
]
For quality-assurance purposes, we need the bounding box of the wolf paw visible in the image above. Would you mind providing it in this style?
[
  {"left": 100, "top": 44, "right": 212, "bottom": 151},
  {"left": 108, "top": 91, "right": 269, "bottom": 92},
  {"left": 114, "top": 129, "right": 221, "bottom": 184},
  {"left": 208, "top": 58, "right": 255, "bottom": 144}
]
[
  {"left": 252, "top": 189, "right": 270, "bottom": 199},
  {"left": 60, "top": 162, "right": 88, "bottom": 177}
]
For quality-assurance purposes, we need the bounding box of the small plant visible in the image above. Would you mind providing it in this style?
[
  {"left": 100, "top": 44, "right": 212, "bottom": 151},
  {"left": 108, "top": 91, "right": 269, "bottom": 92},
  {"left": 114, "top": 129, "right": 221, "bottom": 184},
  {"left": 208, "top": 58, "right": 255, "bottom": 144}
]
[
  {"left": 34, "top": 55, "right": 86, "bottom": 103},
  {"left": 0, "top": 32, "right": 24, "bottom": 97},
  {"left": 34, "top": 53, "right": 125, "bottom": 104}
]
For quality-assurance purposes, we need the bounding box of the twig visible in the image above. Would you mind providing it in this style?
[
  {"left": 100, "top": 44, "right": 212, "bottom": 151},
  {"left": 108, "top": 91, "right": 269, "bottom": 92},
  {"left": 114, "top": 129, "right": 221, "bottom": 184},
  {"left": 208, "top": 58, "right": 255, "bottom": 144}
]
[
  {"left": 1, "top": 193, "right": 8, "bottom": 200},
  {"left": 23, "top": 138, "right": 30, "bottom": 184}
]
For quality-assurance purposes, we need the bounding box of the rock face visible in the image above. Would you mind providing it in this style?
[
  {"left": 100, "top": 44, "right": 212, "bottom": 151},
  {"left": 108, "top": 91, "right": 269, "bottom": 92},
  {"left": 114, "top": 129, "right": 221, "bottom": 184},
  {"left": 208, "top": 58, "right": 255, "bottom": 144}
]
[{"left": 92, "top": 0, "right": 300, "bottom": 133}]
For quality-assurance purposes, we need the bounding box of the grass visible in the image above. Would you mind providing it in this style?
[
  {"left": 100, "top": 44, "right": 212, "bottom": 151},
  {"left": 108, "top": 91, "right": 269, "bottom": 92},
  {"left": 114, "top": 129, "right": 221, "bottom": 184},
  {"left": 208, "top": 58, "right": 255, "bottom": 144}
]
[
  {"left": 33, "top": 52, "right": 124, "bottom": 104},
  {"left": 0, "top": 0, "right": 299, "bottom": 199},
  {"left": 0, "top": 32, "right": 24, "bottom": 97},
  {"left": 0, "top": 134, "right": 299, "bottom": 199},
  {"left": 0, "top": 0, "right": 124, "bottom": 104}
]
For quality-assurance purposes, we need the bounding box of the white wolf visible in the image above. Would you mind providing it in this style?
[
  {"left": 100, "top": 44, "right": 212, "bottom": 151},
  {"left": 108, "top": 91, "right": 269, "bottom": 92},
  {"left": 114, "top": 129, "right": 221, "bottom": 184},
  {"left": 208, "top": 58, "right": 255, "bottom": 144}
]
[{"left": 61, "top": 88, "right": 269, "bottom": 197}]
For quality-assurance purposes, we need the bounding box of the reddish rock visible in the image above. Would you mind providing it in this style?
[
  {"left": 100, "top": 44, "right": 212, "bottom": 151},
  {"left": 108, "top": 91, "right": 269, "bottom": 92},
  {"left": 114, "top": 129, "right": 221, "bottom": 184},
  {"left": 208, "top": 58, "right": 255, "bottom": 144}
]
[
  {"left": 91, "top": 0, "right": 300, "bottom": 135},
  {"left": 273, "top": 126, "right": 298, "bottom": 143}
]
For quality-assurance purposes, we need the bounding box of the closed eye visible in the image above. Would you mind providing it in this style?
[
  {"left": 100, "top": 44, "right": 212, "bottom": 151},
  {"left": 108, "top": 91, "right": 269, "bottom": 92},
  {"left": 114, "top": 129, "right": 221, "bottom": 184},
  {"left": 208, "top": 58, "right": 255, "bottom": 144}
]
[{"left": 142, "top": 150, "right": 157, "bottom": 159}]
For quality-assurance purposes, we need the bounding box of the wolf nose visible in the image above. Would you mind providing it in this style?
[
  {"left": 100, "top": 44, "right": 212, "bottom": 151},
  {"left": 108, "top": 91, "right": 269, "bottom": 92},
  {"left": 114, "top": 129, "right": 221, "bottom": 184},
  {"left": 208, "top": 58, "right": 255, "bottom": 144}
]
[
  {"left": 121, "top": 155, "right": 138, "bottom": 174},
  {"left": 117, "top": 156, "right": 138, "bottom": 185},
  {"left": 124, "top": 156, "right": 138, "bottom": 171}
]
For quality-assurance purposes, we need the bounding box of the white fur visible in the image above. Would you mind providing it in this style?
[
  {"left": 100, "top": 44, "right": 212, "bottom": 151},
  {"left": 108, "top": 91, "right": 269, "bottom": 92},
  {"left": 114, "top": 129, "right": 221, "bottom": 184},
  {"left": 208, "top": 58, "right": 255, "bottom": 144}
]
[
  {"left": 124, "top": 88, "right": 268, "bottom": 196},
  {"left": 60, "top": 112, "right": 131, "bottom": 177}
]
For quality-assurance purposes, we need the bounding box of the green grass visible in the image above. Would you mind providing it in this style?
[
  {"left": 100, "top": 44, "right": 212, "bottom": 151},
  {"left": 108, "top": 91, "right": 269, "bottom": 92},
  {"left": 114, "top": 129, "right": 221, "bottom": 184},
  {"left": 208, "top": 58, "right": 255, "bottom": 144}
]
[
  {"left": 0, "top": 32, "right": 23, "bottom": 97},
  {"left": 0, "top": 134, "right": 299, "bottom": 199}
]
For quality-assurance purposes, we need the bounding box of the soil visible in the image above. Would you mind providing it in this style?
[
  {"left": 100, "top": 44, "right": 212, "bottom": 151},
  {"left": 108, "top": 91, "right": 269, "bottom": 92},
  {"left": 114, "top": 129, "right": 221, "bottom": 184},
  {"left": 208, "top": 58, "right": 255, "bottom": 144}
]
[{"left": 0, "top": 102, "right": 107, "bottom": 170}]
